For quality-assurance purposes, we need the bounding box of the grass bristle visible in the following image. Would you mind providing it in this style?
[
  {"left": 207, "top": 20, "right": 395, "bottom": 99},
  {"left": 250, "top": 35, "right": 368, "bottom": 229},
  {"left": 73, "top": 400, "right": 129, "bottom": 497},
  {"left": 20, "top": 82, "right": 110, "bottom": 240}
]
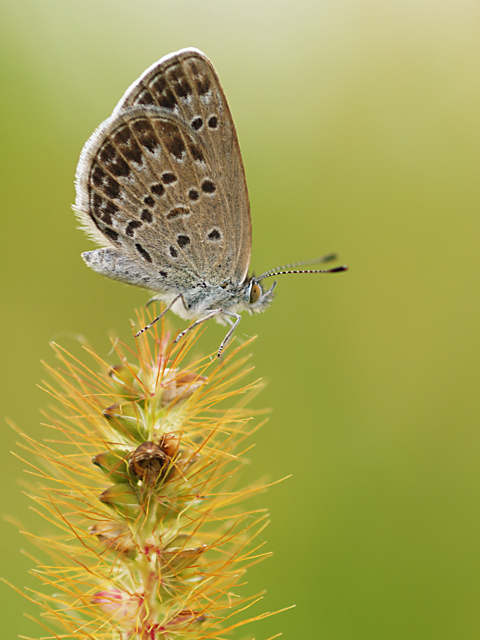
[{"left": 9, "top": 307, "right": 286, "bottom": 639}]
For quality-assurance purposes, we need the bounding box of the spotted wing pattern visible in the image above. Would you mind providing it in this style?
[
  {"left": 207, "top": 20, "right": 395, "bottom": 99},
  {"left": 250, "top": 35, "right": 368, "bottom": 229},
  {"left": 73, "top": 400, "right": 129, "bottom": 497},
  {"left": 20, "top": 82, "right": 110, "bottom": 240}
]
[
  {"left": 114, "top": 48, "right": 252, "bottom": 284},
  {"left": 75, "top": 48, "right": 252, "bottom": 293}
]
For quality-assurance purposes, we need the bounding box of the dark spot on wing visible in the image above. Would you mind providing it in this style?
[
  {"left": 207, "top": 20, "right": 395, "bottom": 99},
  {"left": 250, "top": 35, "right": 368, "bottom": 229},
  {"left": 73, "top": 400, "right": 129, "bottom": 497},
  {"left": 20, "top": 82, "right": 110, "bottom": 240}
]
[
  {"left": 91, "top": 166, "right": 105, "bottom": 187},
  {"left": 189, "top": 143, "right": 204, "bottom": 163},
  {"left": 109, "top": 156, "right": 130, "bottom": 177},
  {"left": 166, "top": 206, "right": 189, "bottom": 220},
  {"left": 92, "top": 193, "right": 103, "bottom": 216},
  {"left": 126, "top": 220, "right": 142, "bottom": 237},
  {"left": 103, "top": 176, "right": 121, "bottom": 199},
  {"left": 144, "top": 195, "right": 155, "bottom": 206},
  {"left": 99, "top": 140, "right": 130, "bottom": 177},
  {"left": 132, "top": 117, "right": 160, "bottom": 152},
  {"left": 161, "top": 172, "right": 177, "bottom": 184},
  {"left": 102, "top": 201, "right": 119, "bottom": 224},
  {"left": 151, "top": 183, "right": 165, "bottom": 196},
  {"left": 159, "top": 90, "right": 177, "bottom": 110},
  {"left": 195, "top": 75, "right": 211, "bottom": 95},
  {"left": 202, "top": 179, "right": 216, "bottom": 194},
  {"left": 104, "top": 201, "right": 118, "bottom": 216},
  {"left": 141, "top": 209, "right": 153, "bottom": 222},
  {"left": 150, "top": 76, "right": 178, "bottom": 110},
  {"left": 113, "top": 124, "right": 143, "bottom": 165},
  {"left": 188, "top": 189, "right": 199, "bottom": 201},
  {"left": 159, "top": 270, "right": 168, "bottom": 277},
  {"left": 207, "top": 228, "right": 221, "bottom": 241},
  {"left": 104, "top": 228, "right": 119, "bottom": 242},
  {"left": 99, "top": 142, "right": 115, "bottom": 163},
  {"left": 169, "top": 66, "right": 192, "bottom": 98},
  {"left": 208, "top": 116, "right": 218, "bottom": 129},
  {"left": 170, "top": 245, "right": 178, "bottom": 258},
  {"left": 177, "top": 234, "right": 190, "bottom": 248},
  {"left": 91, "top": 193, "right": 118, "bottom": 226},
  {"left": 136, "top": 243, "right": 152, "bottom": 263},
  {"left": 136, "top": 89, "right": 155, "bottom": 106},
  {"left": 191, "top": 117, "right": 203, "bottom": 130},
  {"left": 166, "top": 133, "right": 186, "bottom": 160}
]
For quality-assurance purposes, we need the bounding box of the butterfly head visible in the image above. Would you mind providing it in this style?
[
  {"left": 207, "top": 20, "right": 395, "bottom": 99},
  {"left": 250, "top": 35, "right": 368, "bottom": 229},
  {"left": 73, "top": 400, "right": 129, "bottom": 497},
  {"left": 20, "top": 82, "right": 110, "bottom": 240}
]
[{"left": 244, "top": 277, "right": 277, "bottom": 314}]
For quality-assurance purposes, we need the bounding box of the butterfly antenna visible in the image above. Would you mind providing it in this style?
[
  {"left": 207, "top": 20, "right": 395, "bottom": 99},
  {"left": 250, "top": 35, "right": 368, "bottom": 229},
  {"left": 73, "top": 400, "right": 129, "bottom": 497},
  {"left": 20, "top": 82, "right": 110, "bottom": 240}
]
[{"left": 257, "top": 254, "right": 347, "bottom": 281}]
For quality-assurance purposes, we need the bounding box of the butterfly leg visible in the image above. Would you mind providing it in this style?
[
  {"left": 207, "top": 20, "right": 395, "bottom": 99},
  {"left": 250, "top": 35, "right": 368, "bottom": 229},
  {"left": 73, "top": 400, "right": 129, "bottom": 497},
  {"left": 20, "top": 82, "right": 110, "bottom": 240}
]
[
  {"left": 217, "top": 312, "right": 242, "bottom": 357},
  {"left": 145, "top": 295, "right": 161, "bottom": 308},
  {"left": 135, "top": 293, "right": 183, "bottom": 337},
  {"left": 173, "top": 309, "right": 223, "bottom": 345}
]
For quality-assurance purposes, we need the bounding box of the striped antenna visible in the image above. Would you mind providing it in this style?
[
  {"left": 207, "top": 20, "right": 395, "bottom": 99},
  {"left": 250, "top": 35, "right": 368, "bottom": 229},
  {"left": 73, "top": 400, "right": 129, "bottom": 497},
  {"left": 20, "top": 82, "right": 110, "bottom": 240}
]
[{"left": 257, "top": 254, "right": 347, "bottom": 281}]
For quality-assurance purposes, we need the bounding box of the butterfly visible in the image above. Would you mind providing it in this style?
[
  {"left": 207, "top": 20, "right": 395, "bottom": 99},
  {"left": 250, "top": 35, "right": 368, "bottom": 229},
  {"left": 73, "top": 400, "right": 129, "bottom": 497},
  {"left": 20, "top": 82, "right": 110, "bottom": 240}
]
[{"left": 74, "top": 48, "right": 347, "bottom": 356}]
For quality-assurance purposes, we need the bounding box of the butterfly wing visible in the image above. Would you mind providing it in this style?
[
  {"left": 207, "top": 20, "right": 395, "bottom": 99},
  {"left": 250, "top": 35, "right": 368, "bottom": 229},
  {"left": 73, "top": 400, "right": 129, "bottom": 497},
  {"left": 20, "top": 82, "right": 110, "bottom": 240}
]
[
  {"left": 75, "top": 49, "right": 252, "bottom": 294},
  {"left": 113, "top": 47, "right": 252, "bottom": 285}
]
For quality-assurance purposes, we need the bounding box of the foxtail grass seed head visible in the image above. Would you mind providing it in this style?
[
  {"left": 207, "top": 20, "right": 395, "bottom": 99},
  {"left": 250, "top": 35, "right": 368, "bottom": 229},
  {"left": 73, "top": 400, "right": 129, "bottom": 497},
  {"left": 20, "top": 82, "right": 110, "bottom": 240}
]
[{"left": 12, "top": 308, "right": 289, "bottom": 639}]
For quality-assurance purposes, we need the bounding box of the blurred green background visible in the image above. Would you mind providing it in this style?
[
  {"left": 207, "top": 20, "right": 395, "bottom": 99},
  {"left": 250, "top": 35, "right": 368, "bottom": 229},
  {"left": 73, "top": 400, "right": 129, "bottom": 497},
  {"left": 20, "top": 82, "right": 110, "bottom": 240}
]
[{"left": 2, "top": 0, "right": 480, "bottom": 638}]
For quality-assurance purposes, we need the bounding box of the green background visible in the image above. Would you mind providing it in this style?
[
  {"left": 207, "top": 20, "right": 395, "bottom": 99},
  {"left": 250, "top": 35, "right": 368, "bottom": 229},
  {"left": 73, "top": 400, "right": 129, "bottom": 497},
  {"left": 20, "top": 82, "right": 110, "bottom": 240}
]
[{"left": 2, "top": 1, "right": 480, "bottom": 638}]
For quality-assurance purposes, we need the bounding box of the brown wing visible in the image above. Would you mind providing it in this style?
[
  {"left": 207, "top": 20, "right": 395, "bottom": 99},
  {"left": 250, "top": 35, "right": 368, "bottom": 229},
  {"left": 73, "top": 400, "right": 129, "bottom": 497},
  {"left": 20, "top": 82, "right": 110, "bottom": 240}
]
[
  {"left": 75, "top": 106, "right": 243, "bottom": 290},
  {"left": 112, "top": 48, "right": 252, "bottom": 284}
]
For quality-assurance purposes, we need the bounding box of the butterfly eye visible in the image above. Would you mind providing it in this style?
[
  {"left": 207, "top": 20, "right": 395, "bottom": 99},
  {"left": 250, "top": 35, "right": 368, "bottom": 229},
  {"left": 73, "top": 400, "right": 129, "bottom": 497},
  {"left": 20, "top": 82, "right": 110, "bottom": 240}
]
[{"left": 249, "top": 283, "right": 262, "bottom": 304}]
